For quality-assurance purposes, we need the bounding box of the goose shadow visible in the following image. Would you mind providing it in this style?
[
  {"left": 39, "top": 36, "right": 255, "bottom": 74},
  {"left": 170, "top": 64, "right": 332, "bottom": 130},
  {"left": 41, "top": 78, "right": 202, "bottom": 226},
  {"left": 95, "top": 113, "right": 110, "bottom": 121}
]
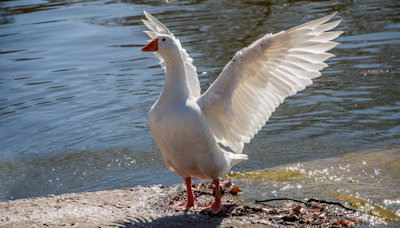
[
  {"left": 110, "top": 205, "right": 237, "bottom": 228},
  {"left": 111, "top": 213, "right": 229, "bottom": 228}
]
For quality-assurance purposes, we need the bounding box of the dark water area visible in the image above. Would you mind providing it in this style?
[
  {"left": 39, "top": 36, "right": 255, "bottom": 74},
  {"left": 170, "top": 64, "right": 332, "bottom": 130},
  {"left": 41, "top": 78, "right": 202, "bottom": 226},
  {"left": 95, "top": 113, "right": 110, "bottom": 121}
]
[{"left": 1, "top": 0, "right": 399, "bottom": 226}]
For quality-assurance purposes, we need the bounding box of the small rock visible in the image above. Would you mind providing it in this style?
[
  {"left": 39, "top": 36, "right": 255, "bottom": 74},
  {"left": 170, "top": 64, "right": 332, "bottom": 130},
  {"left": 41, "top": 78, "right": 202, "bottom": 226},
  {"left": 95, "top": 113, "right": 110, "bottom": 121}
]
[
  {"left": 47, "top": 194, "right": 55, "bottom": 198},
  {"left": 258, "top": 219, "right": 270, "bottom": 224}
]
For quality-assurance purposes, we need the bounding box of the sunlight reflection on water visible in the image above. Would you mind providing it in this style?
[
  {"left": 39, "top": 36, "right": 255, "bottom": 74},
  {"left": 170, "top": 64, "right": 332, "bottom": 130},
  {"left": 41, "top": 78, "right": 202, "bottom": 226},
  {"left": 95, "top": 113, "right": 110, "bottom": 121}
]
[{"left": 224, "top": 145, "right": 400, "bottom": 225}]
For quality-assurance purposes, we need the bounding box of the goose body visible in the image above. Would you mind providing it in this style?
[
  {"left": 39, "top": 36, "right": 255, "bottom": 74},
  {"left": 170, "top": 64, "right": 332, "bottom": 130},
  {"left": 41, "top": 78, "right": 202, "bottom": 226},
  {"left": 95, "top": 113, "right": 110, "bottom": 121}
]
[
  {"left": 149, "top": 93, "right": 246, "bottom": 181},
  {"left": 141, "top": 11, "right": 342, "bottom": 213}
]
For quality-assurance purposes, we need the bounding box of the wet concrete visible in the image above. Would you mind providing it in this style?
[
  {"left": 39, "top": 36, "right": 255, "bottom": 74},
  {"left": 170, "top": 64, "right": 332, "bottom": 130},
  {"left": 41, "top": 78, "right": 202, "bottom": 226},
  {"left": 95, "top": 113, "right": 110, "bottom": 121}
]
[{"left": 1, "top": 184, "right": 363, "bottom": 227}]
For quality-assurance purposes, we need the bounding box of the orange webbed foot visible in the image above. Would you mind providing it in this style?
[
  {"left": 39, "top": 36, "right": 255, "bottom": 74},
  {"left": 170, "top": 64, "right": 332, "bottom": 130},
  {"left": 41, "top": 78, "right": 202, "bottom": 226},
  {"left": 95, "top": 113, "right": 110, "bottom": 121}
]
[
  {"left": 170, "top": 177, "right": 198, "bottom": 211},
  {"left": 201, "top": 179, "right": 222, "bottom": 214},
  {"left": 201, "top": 200, "right": 222, "bottom": 214},
  {"left": 170, "top": 200, "right": 198, "bottom": 211}
]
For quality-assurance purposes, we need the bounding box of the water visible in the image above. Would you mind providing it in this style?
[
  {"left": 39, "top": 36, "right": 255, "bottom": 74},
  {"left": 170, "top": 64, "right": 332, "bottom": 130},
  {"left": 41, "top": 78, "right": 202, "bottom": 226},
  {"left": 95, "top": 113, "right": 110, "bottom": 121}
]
[{"left": 1, "top": 0, "right": 399, "bottom": 225}]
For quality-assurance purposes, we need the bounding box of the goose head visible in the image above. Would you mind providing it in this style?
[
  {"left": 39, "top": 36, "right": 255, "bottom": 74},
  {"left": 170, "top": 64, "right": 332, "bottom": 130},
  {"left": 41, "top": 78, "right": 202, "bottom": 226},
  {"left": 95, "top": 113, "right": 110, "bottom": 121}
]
[{"left": 142, "top": 35, "right": 179, "bottom": 57}]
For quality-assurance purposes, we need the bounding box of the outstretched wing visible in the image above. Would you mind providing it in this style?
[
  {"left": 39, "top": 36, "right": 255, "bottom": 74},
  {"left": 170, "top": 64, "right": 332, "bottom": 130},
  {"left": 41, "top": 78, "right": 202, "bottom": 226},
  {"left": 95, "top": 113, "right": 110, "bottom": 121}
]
[
  {"left": 142, "top": 11, "right": 201, "bottom": 97},
  {"left": 197, "top": 12, "right": 343, "bottom": 153}
]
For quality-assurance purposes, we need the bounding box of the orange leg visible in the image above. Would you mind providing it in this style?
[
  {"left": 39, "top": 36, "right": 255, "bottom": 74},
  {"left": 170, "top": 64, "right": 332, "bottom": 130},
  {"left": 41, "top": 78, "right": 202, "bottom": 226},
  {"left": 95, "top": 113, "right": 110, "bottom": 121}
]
[
  {"left": 169, "top": 177, "right": 198, "bottom": 211},
  {"left": 201, "top": 179, "right": 222, "bottom": 214}
]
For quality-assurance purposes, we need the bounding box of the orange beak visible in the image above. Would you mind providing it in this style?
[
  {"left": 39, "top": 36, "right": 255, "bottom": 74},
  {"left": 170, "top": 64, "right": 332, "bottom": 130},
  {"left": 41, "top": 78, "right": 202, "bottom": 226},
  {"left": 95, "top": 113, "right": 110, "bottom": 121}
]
[{"left": 142, "top": 39, "right": 158, "bottom": 52}]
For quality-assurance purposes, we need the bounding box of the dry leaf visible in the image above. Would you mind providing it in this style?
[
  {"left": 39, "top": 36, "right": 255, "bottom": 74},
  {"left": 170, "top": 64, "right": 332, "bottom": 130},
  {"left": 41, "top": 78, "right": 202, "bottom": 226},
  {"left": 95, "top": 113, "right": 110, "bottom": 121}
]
[
  {"left": 231, "top": 185, "right": 242, "bottom": 195},
  {"left": 293, "top": 205, "right": 303, "bottom": 215},
  {"left": 340, "top": 220, "right": 350, "bottom": 225}
]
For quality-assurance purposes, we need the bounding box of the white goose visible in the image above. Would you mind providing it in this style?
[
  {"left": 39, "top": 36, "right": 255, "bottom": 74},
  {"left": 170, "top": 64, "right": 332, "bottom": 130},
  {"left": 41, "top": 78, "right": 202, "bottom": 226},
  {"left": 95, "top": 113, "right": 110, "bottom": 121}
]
[{"left": 142, "top": 11, "right": 342, "bottom": 213}]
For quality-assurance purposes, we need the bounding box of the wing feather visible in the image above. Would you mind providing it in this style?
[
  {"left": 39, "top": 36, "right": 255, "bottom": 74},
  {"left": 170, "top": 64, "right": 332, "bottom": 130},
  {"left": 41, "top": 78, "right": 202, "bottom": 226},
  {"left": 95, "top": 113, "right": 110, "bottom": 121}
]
[{"left": 197, "top": 12, "right": 342, "bottom": 153}]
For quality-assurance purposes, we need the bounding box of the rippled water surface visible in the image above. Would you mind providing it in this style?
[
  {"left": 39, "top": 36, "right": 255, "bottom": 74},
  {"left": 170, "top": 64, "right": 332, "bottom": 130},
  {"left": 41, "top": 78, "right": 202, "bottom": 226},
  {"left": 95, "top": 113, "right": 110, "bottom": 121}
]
[{"left": 1, "top": 0, "right": 399, "bottom": 226}]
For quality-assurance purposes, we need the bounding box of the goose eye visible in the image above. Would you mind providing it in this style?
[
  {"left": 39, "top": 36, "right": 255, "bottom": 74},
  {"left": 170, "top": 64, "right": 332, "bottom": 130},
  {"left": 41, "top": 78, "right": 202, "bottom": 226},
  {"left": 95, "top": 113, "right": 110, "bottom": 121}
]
[{"left": 162, "top": 38, "right": 166, "bottom": 41}]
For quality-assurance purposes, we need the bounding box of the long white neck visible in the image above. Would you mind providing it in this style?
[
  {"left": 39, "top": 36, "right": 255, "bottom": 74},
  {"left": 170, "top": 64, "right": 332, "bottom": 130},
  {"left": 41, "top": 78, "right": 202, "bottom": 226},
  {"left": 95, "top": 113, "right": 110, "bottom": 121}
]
[{"left": 159, "top": 50, "right": 190, "bottom": 103}]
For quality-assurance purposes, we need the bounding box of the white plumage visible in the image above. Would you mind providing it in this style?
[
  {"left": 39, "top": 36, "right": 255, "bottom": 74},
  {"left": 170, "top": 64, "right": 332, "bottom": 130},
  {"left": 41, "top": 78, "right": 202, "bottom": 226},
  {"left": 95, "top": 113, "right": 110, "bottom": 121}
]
[{"left": 141, "top": 11, "right": 342, "bottom": 213}]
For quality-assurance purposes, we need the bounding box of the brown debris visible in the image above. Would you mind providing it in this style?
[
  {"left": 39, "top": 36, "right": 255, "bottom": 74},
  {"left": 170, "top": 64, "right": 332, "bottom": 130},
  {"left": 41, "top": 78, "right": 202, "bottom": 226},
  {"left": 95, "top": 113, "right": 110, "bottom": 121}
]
[{"left": 220, "top": 180, "right": 233, "bottom": 188}]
